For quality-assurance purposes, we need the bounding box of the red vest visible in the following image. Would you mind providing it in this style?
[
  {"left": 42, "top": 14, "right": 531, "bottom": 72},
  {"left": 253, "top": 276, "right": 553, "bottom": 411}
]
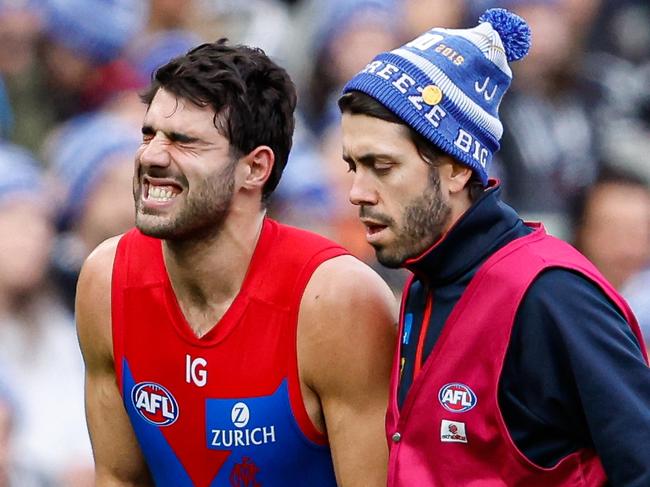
[
  {"left": 386, "top": 225, "right": 647, "bottom": 486},
  {"left": 112, "top": 218, "right": 346, "bottom": 487}
]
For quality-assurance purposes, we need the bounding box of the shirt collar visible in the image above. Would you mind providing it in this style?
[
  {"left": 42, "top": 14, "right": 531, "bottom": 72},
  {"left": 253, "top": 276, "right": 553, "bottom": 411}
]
[{"left": 404, "top": 181, "right": 524, "bottom": 285}]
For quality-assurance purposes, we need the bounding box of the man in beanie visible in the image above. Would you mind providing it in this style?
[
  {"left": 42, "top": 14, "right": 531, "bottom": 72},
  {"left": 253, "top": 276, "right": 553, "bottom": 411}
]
[
  {"left": 339, "top": 8, "right": 650, "bottom": 486},
  {"left": 76, "top": 39, "right": 396, "bottom": 486}
]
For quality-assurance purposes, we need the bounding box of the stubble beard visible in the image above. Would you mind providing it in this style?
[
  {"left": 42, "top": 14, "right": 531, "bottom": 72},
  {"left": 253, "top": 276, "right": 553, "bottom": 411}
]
[
  {"left": 134, "top": 160, "right": 237, "bottom": 241},
  {"left": 374, "top": 168, "right": 451, "bottom": 268}
]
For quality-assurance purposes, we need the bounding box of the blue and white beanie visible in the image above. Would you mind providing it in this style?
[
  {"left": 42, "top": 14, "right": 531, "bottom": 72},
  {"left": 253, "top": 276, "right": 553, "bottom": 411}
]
[{"left": 342, "top": 8, "right": 532, "bottom": 185}]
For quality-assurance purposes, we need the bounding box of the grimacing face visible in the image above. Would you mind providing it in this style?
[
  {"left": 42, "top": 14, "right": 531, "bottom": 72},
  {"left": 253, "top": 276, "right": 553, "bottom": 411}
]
[
  {"left": 133, "top": 88, "right": 238, "bottom": 240},
  {"left": 342, "top": 113, "right": 451, "bottom": 267}
]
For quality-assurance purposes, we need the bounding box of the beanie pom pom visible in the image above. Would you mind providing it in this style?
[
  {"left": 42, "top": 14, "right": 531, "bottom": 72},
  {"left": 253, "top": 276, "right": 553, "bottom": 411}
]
[{"left": 479, "top": 8, "right": 531, "bottom": 62}]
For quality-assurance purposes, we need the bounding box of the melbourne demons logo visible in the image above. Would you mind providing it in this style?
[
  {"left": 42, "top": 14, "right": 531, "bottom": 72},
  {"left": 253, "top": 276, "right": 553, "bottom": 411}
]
[
  {"left": 438, "top": 383, "right": 477, "bottom": 413},
  {"left": 131, "top": 382, "right": 179, "bottom": 426},
  {"left": 230, "top": 456, "right": 261, "bottom": 487}
]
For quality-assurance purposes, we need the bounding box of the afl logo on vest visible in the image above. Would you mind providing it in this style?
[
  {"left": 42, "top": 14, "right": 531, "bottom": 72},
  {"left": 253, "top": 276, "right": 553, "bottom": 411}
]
[
  {"left": 131, "top": 382, "right": 179, "bottom": 426},
  {"left": 438, "top": 383, "right": 477, "bottom": 413}
]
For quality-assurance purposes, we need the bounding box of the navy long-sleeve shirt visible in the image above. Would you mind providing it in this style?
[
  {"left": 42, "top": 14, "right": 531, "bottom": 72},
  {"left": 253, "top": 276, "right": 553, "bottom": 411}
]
[{"left": 397, "top": 185, "right": 650, "bottom": 486}]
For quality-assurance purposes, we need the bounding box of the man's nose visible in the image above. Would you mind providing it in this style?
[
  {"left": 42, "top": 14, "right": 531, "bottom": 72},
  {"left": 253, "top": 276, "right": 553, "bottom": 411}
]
[
  {"left": 138, "top": 134, "right": 171, "bottom": 168},
  {"left": 349, "top": 170, "right": 378, "bottom": 206}
]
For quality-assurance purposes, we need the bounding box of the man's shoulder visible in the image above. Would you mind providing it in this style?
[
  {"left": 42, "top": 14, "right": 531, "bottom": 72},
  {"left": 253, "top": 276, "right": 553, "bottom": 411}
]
[
  {"left": 76, "top": 234, "right": 125, "bottom": 316},
  {"left": 76, "top": 235, "right": 125, "bottom": 370},
  {"left": 297, "top": 254, "right": 398, "bottom": 393},
  {"left": 299, "top": 255, "right": 397, "bottom": 339},
  {"left": 518, "top": 268, "right": 637, "bottom": 348},
  {"left": 524, "top": 267, "right": 618, "bottom": 314},
  {"left": 305, "top": 255, "right": 394, "bottom": 307},
  {"left": 81, "top": 235, "right": 123, "bottom": 280}
]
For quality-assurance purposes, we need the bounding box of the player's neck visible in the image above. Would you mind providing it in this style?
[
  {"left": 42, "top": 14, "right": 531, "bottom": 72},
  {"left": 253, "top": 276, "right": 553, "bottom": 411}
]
[{"left": 161, "top": 208, "right": 266, "bottom": 331}]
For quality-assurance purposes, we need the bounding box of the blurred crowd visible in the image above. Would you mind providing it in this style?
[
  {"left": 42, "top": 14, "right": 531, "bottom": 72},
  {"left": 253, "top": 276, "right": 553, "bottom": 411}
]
[{"left": 0, "top": 0, "right": 647, "bottom": 485}]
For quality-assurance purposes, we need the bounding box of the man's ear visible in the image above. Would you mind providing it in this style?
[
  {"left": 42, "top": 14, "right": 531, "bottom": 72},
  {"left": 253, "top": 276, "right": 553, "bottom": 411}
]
[
  {"left": 239, "top": 146, "right": 275, "bottom": 192},
  {"left": 444, "top": 160, "right": 473, "bottom": 195}
]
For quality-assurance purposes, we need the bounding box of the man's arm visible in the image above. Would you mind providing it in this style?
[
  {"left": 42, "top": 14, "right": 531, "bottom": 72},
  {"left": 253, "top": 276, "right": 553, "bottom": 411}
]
[
  {"left": 298, "top": 255, "right": 398, "bottom": 486},
  {"left": 502, "top": 269, "right": 650, "bottom": 485},
  {"left": 76, "top": 236, "right": 153, "bottom": 486}
]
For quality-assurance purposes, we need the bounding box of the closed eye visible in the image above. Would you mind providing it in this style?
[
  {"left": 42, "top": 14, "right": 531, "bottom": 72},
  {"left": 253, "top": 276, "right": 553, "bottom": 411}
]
[
  {"left": 343, "top": 155, "right": 356, "bottom": 173},
  {"left": 141, "top": 126, "right": 155, "bottom": 142},
  {"left": 373, "top": 163, "right": 393, "bottom": 173},
  {"left": 343, "top": 153, "right": 396, "bottom": 174}
]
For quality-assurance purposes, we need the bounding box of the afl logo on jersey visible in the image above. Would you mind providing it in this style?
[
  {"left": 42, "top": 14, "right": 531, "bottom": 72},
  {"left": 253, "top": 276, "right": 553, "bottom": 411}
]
[
  {"left": 131, "top": 382, "right": 179, "bottom": 426},
  {"left": 438, "top": 383, "right": 477, "bottom": 413}
]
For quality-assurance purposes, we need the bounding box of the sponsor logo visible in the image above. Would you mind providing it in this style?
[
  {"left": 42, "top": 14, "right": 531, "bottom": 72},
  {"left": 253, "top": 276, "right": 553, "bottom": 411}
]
[
  {"left": 440, "top": 419, "right": 468, "bottom": 443},
  {"left": 210, "top": 401, "right": 277, "bottom": 449},
  {"left": 230, "top": 456, "right": 261, "bottom": 487},
  {"left": 231, "top": 402, "right": 250, "bottom": 428},
  {"left": 438, "top": 383, "right": 477, "bottom": 413},
  {"left": 131, "top": 382, "right": 179, "bottom": 426}
]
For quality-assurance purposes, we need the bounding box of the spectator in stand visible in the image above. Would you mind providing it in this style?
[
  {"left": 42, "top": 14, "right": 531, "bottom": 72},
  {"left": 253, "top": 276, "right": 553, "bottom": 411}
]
[
  {"left": 0, "top": 1, "right": 42, "bottom": 82},
  {"left": 47, "top": 113, "right": 140, "bottom": 312},
  {"left": 0, "top": 375, "right": 53, "bottom": 487},
  {"left": 581, "top": 0, "right": 650, "bottom": 183},
  {"left": 587, "top": 0, "right": 649, "bottom": 62},
  {"left": 0, "top": 142, "right": 92, "bottom": 486},
  {"left": 38, "top": 0, "right": 147, "bottom": 122},
  {"left": 0, "top": 1, "right": 50, "bottom": 152},
  {"left": 488, "top": 0, "right": 603, "bottom": 239},
  {"left": 190, "top": 0, "right": 294, "bottom": 63},
  {"left": 572, "top": 166, "right": 650, "bottom": 346},
  {"left": 147, "top": 0, "right": 197, "bottom": 32},
  {"left": 303, "top": 0, "right": 400, "bottom": 135},
  {"left": 127, "top": 29, "right": 203, "bottom": 83},
  {"left": 126, "top": 0, "right": 204, "bottom": 85},
  {"left": 268, "top": 118, "right": 336, "bottom": 237},
  {"left": 572, "top": 166, "right": 650, "bottom": 291},
  {"left": 400, "top": 0, "right": 467, "bottom": 39}
]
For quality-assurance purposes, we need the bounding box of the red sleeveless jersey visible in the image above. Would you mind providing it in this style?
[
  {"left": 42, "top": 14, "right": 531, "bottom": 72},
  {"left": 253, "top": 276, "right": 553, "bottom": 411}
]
[
  {"left": 111, "top": 218, "right": 347, "bottom": 487},
  {"left": 386, "top": 224, "right": 647, "bottom": 486}
]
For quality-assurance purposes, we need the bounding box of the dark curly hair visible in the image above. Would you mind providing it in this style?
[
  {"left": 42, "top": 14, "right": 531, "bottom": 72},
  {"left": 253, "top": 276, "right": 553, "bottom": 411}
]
[{"left": 141, "top": 39, "right": 297, "bottom": 201}]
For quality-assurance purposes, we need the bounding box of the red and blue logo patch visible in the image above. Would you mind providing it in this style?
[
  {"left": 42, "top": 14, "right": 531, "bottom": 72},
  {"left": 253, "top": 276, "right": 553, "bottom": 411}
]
[
  {"left": 131, "top": 381, "right": 179, "bottom": 426},
  {"left": 438, "top": 383, "right": 477, "bottom": 413}
]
